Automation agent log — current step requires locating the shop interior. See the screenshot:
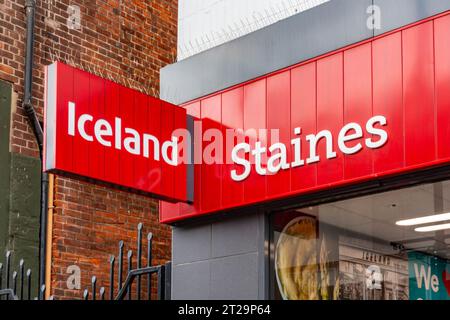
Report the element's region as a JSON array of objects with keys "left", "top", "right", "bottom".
[{"left": 271, "top": 180, "right": 450, "bottom": 300}]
